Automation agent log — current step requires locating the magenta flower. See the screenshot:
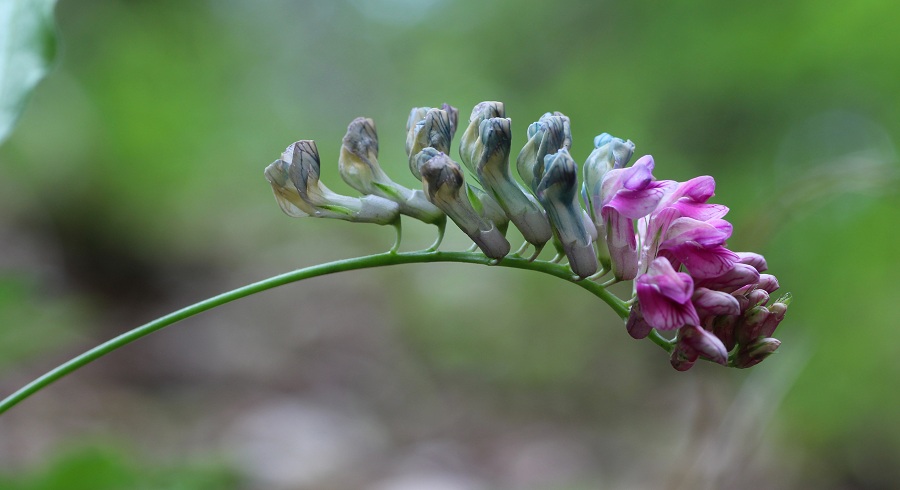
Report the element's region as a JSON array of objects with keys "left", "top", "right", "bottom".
[
  {"left": 639, "top": 176, "right": 730, "bottom": 273},
  {"left": 598, "top": 155, "right": 669, "bottom": 280},
  {"left": 636, "top": 257, "right": 700, "bottom": 331},
  {"left": 658, "top": 217, "right": 740, "bottom": 279}
]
